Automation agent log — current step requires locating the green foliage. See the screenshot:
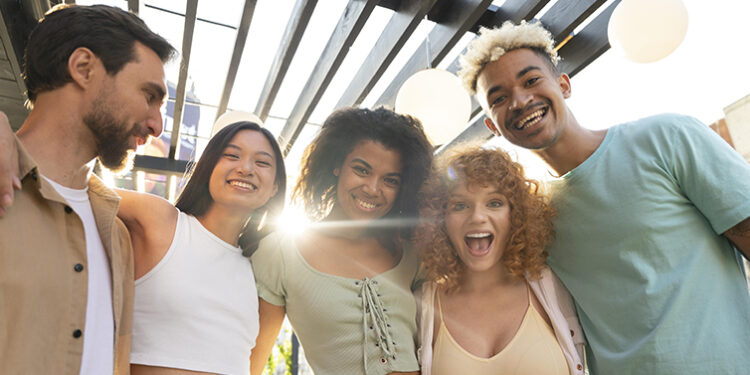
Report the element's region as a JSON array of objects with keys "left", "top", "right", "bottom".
[{"left": 263, "top": 328, "right": 294, "bottom": 375}]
